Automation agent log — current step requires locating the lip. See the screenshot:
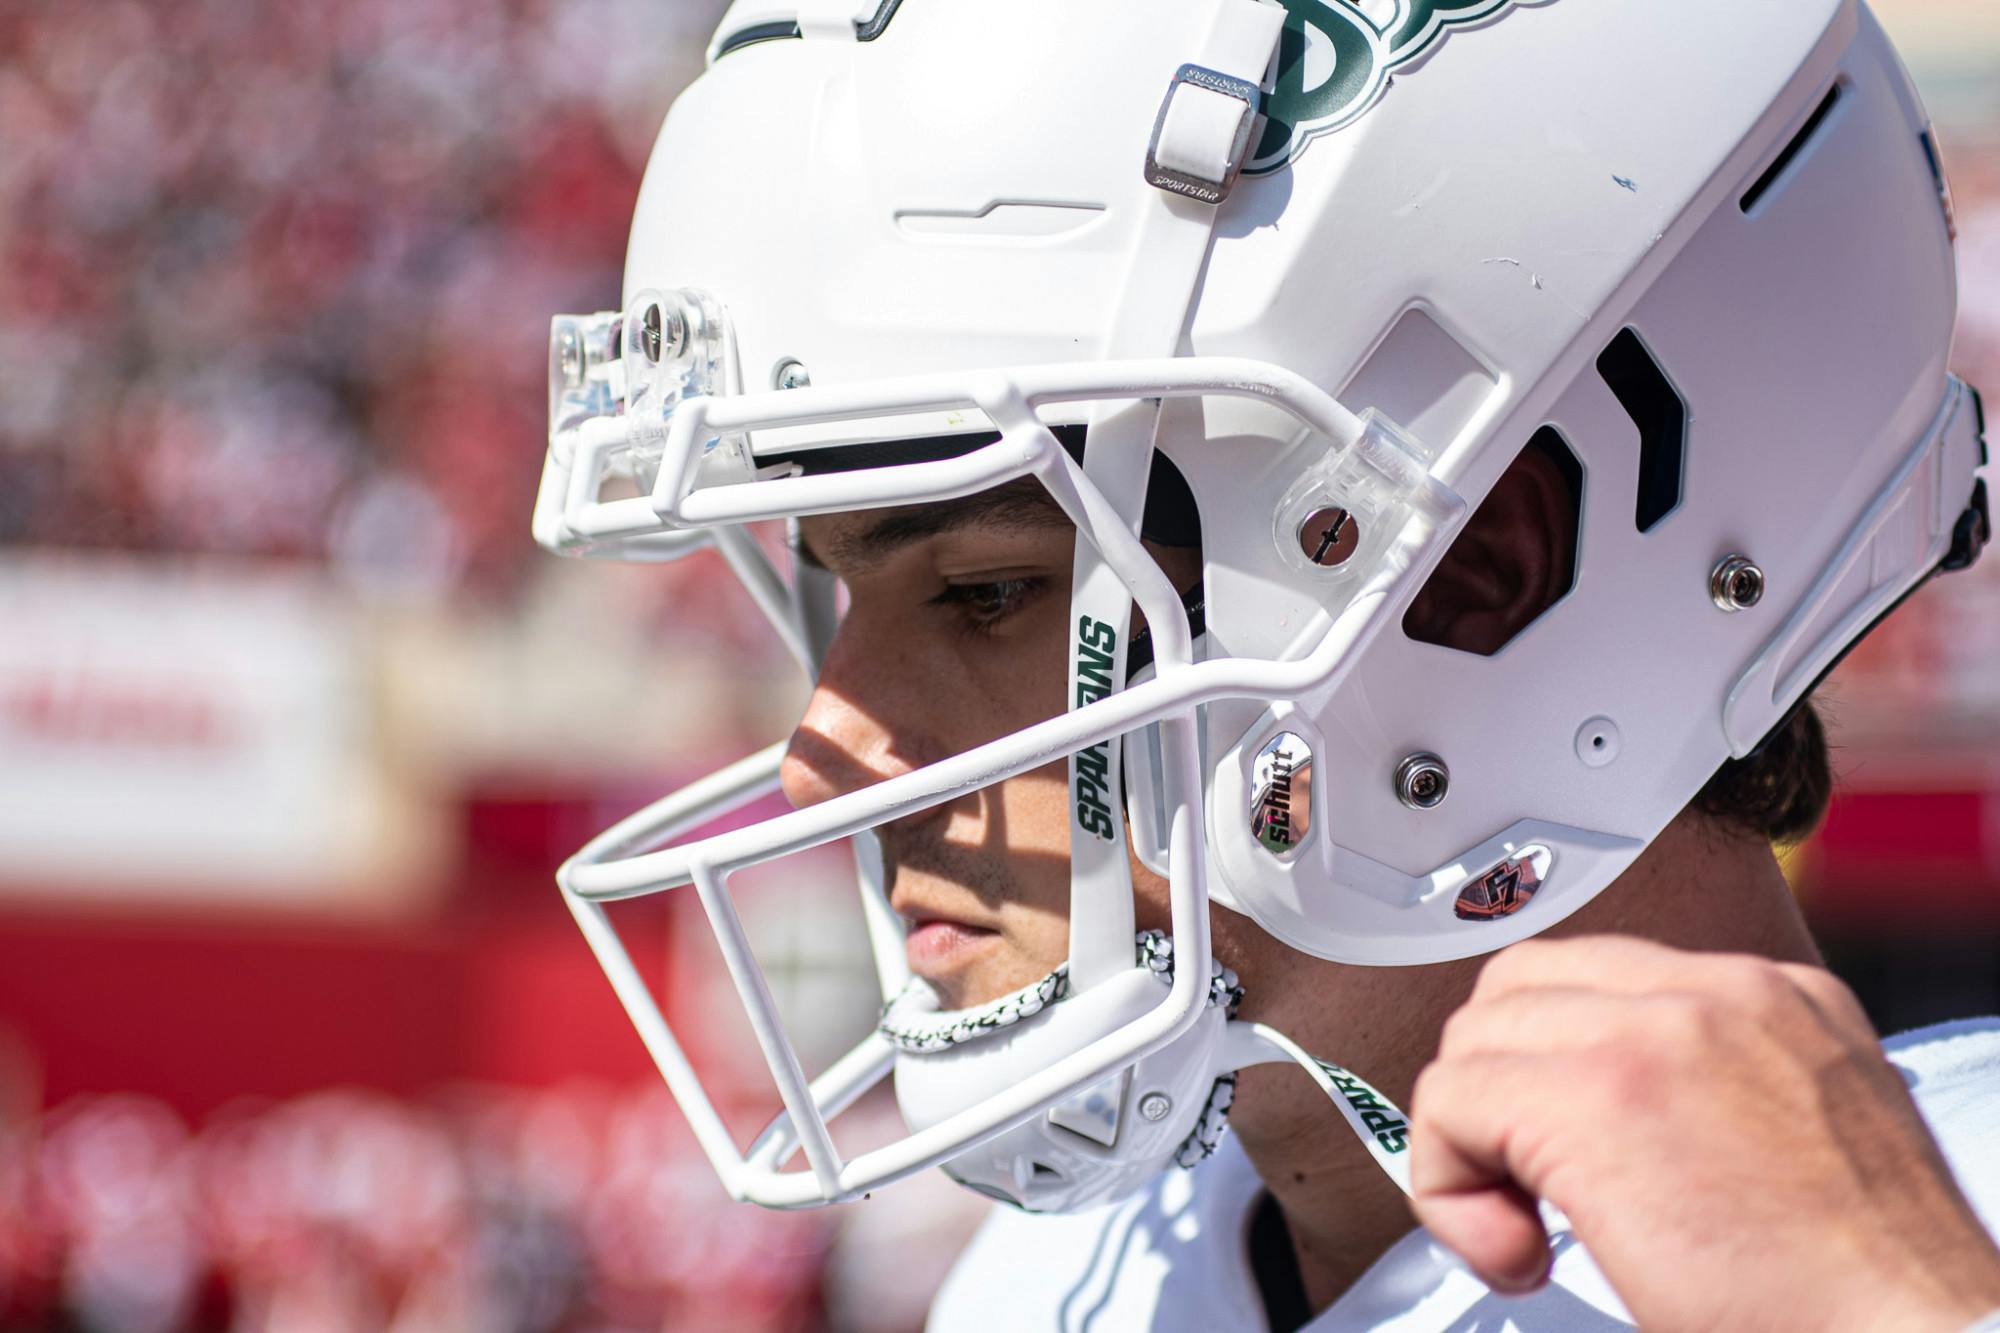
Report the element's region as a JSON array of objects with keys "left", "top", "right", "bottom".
[{"left": 897, "top": 906, "right": 1001, "bottom": 980}]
